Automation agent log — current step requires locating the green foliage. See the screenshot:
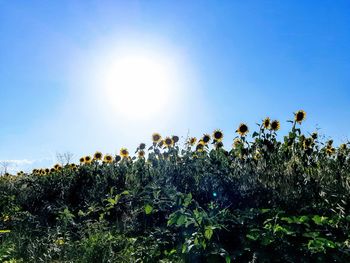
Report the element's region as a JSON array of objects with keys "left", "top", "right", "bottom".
[{"left": 1, "top": 113, "right": 350, "bottom": 262}]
